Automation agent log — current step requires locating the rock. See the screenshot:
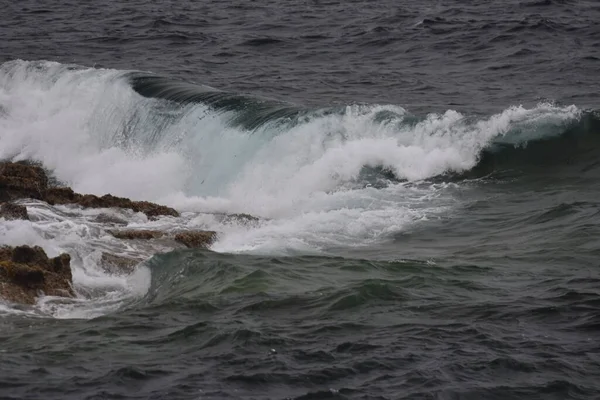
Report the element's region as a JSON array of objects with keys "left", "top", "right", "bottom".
[
  {"left": 0, "top": 162, "right": 48, "bottom": 202},
  {"left": 137, "top": 201, "right": 180, "bottom": 219},
  {"left": 44, "top": 186, "right": 79, "bottom": 204},
  {"left": 0, "top": 245, "right": 74, "bottom": 305},
  {"left": 109, "top": 230, "right": 164, "bottom": 240},
  {"left": 174, "top": 231, "right": 217, "bottom": 248},
  {"left": 46, "top": 188, "right": 179, "bottom": 219},
  {"left": 7, "top": 263, "right": 45, "bottom": 287},
  {"left": 222, "top": 213, "right": 260, "bottom": 224},
  {"left": 100, "top": 253, "right": 142, "bottom": 275},
  {"left": 0, "top": 202, "right": 29, "bottom": 220},
  {"left": 0, "top": 162, "right": 179, "bottom": 218},
  {"left": 94, "top": 213, "right": 128, "bottom": 225}
]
